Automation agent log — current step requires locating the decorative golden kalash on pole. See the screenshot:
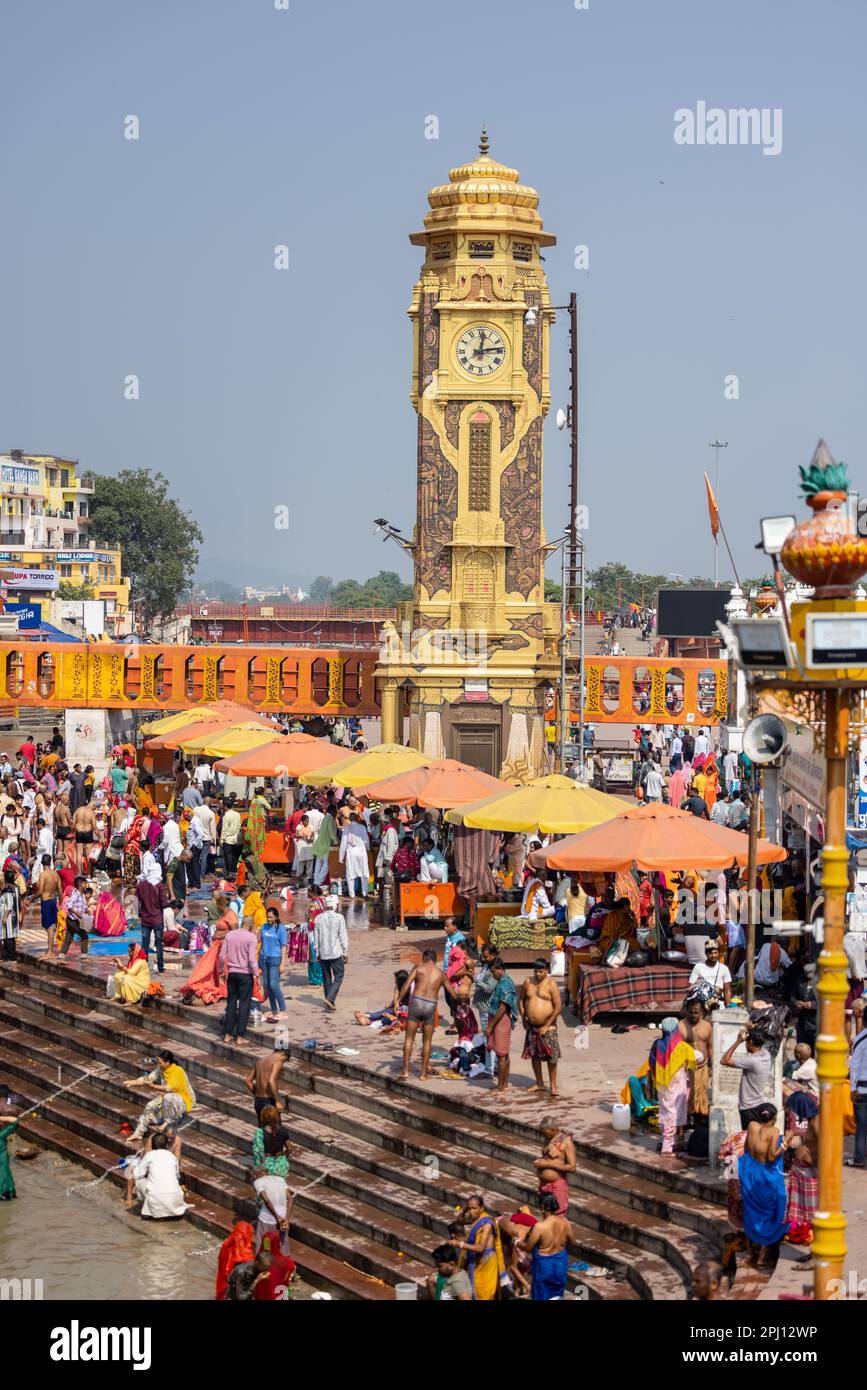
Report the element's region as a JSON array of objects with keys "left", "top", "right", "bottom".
[{"left": 727, "top": 441, "right": 867, "bottom": 1300}]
